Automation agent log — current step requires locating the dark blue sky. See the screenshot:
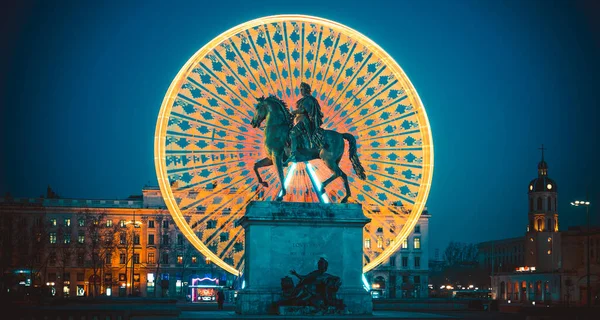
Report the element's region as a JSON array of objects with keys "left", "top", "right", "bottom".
[{"left": 2, "top": 0, "right": 599, "bottom": 254}]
